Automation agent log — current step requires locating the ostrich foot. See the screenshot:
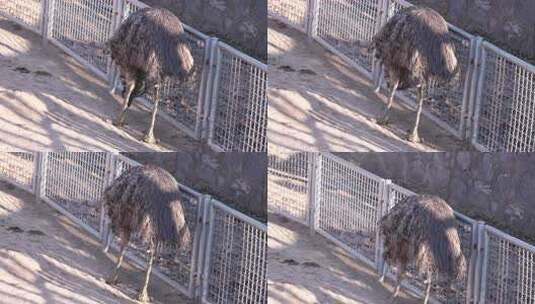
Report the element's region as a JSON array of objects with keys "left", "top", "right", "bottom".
[
  {"left": 378, "top": 275, "right": 385, "bottom": 283},
  {"left": 142, "top": 133, "right": 156, "bottom": 144},
  {"left": 105, "top": 275, "right": 118, "bottom": 285},
  {"left": 112, "top": 118, "right": 126, "bottom": 127},
  {"left": 136, "top": 290, "right": 149, "bottom": 303},
  {"left": 377, "top": 114, "right": 390, "bottom": 125},
  {"left": 407, "top": 132, "right": 421, "bottom": 143}
]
